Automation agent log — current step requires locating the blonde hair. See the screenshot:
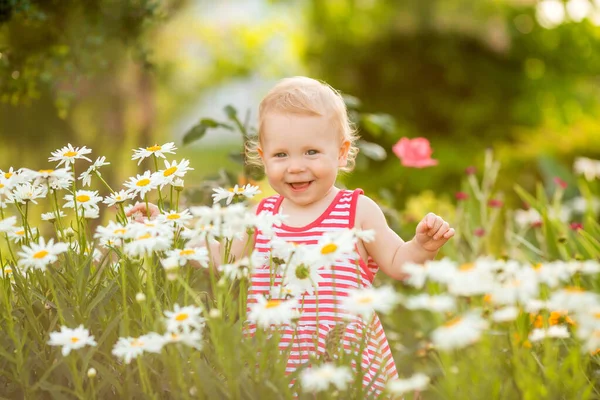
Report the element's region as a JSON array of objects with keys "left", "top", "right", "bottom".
[{"left": 246, "top": 76, "right": 359, "bottom": 172}]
